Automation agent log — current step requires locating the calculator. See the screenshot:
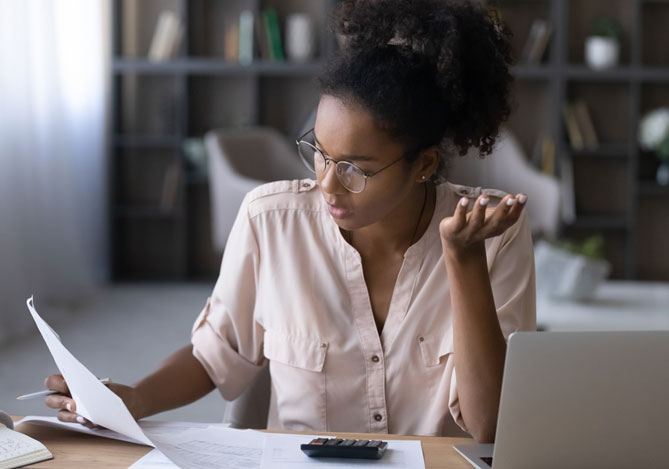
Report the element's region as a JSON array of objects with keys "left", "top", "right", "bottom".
[{"left": 301, "top": 437, "right": 389, "bottom": 459}]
